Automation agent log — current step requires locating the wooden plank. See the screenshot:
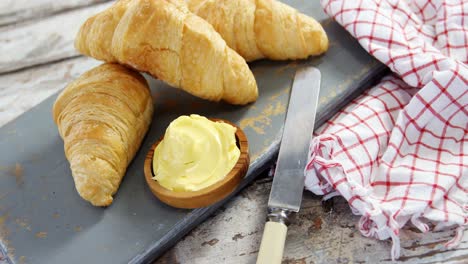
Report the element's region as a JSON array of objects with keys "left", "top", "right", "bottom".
[
  {"left": 0, "top": 2, "right": 111, "bottom": 74},
  {"left": 157, "top": 177, "right": 468, "bottom": 264},
  {"left": 0, "top": 0, "right": 111, "bottom": 27},
  {"left": 0, "top": 56, "right": 100, "bottom": 127}
]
